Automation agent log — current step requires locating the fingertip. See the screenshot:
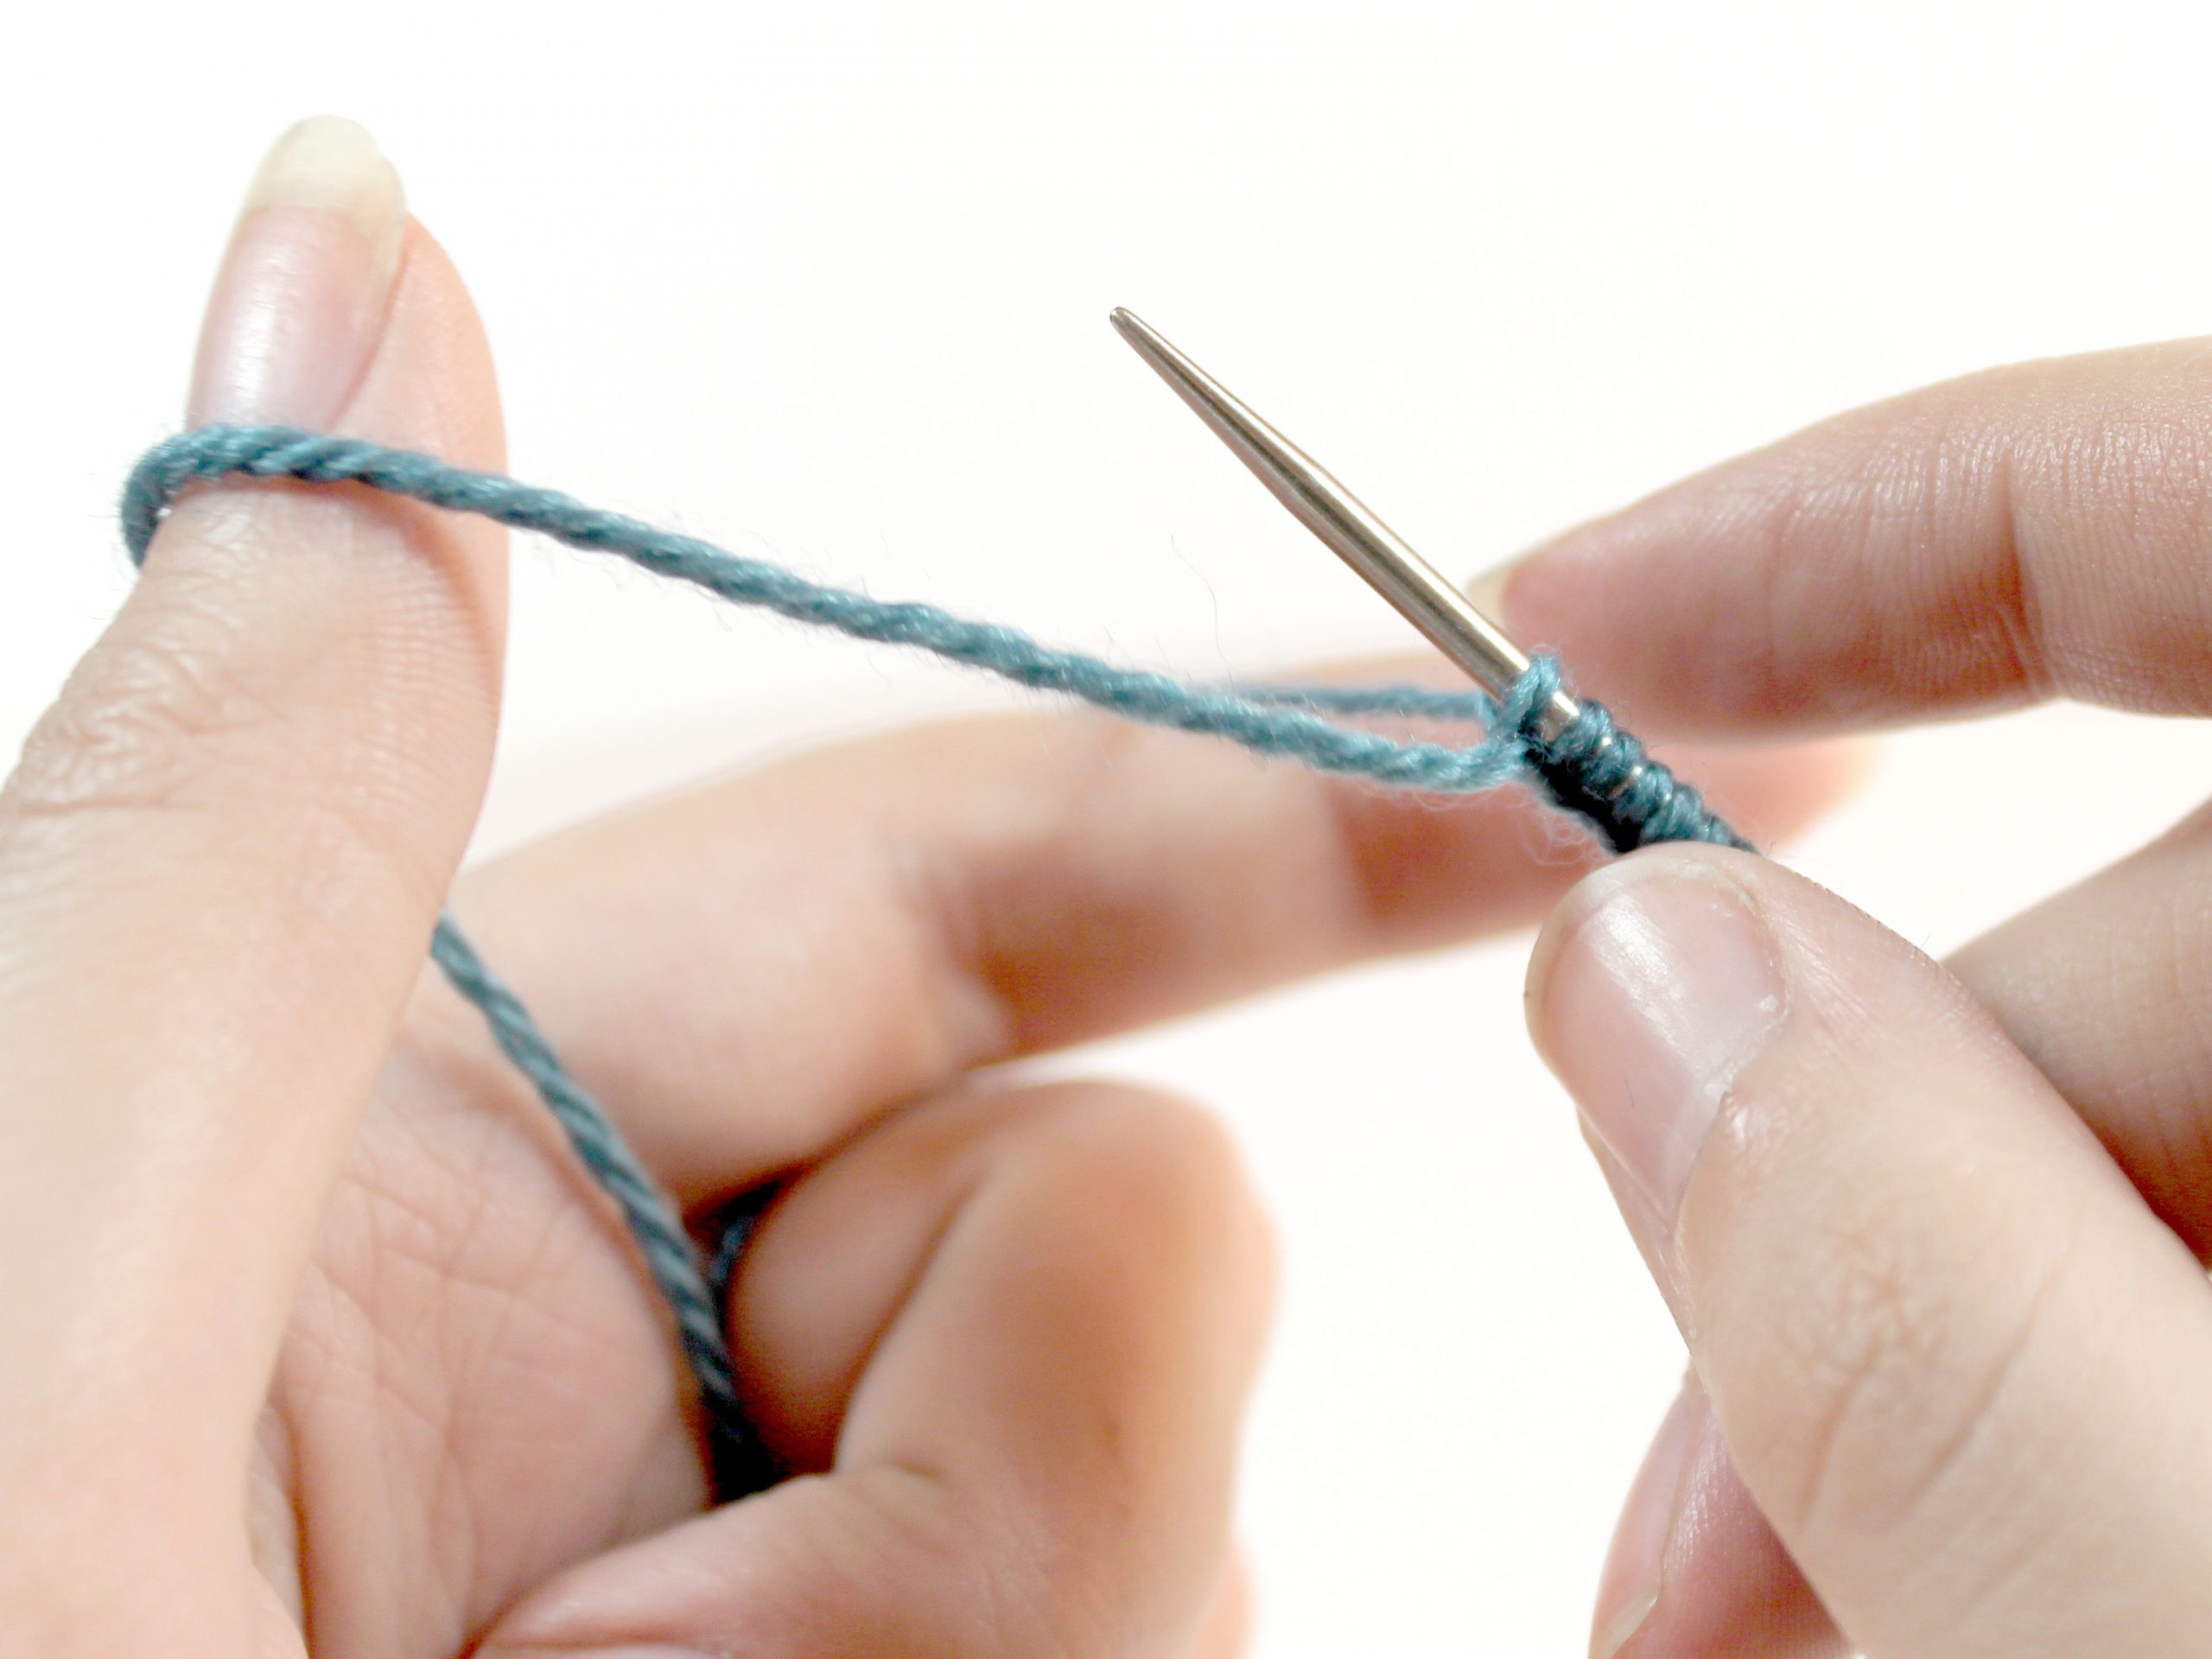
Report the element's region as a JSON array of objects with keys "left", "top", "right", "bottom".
[
  {"left": 1553, "top": 848, "right": 2212, "bottom": 1651},
  {"left": 1597, "top": 1382, "right": 1847, "bottom": 1659},
  {"left": 188, "top": 117, "right": 404, "bottom": 429},
  {"left": 1589, "top": 1382, "right": 1702, "bottom": 1657},
  {"left": 1522, "top": 842, "right": 1769, "bottom": 1066},
  {"left": 188, "top": 115, "right": 505, "bottom": 467},
  {"left": 1462, "top": 552, "right": 1521, "bottom": 627}
]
